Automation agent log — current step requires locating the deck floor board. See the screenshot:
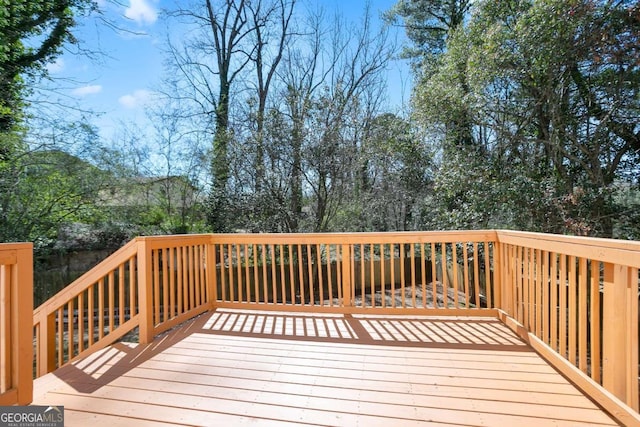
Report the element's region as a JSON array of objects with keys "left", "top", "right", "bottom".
[{"left": 32, "top": 309, "right": 620, "bottom": 426}]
